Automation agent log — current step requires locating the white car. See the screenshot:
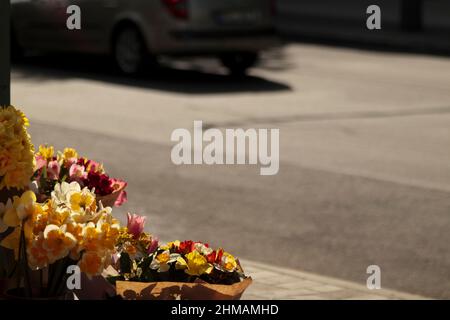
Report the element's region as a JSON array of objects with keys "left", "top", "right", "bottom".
[{"left": 12, "top": 0, "right": 279, "bottom": 75}]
